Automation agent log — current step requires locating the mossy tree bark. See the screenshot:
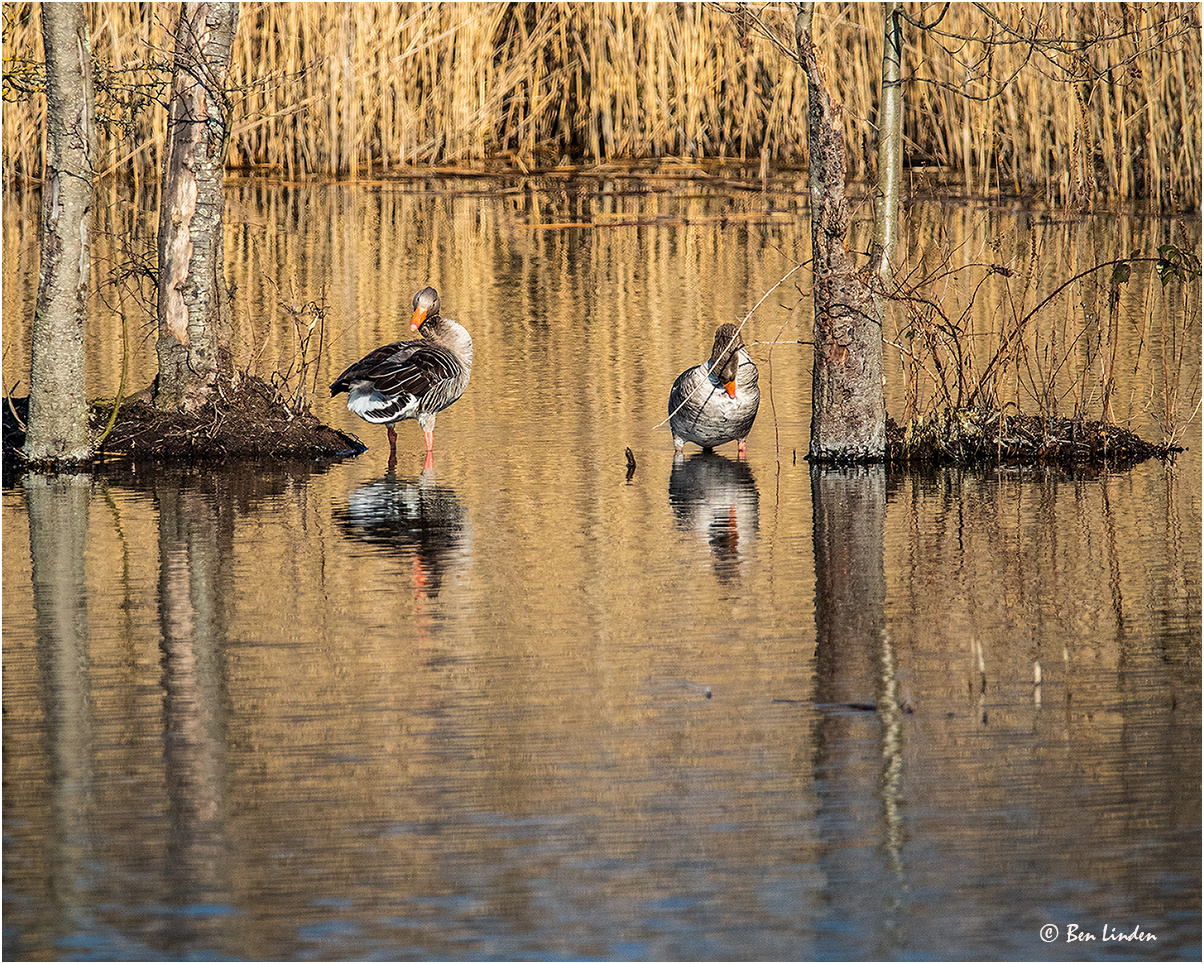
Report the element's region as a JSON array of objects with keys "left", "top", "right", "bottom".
[
  {"left": 154, "top": 2, "right": 239, "bottom": 413},
  {"left": 24, "top": 3, "right": 96, "bottom": 465},
  {"left": 795, "top": 4, "right": 886, "bottom": 462}
]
